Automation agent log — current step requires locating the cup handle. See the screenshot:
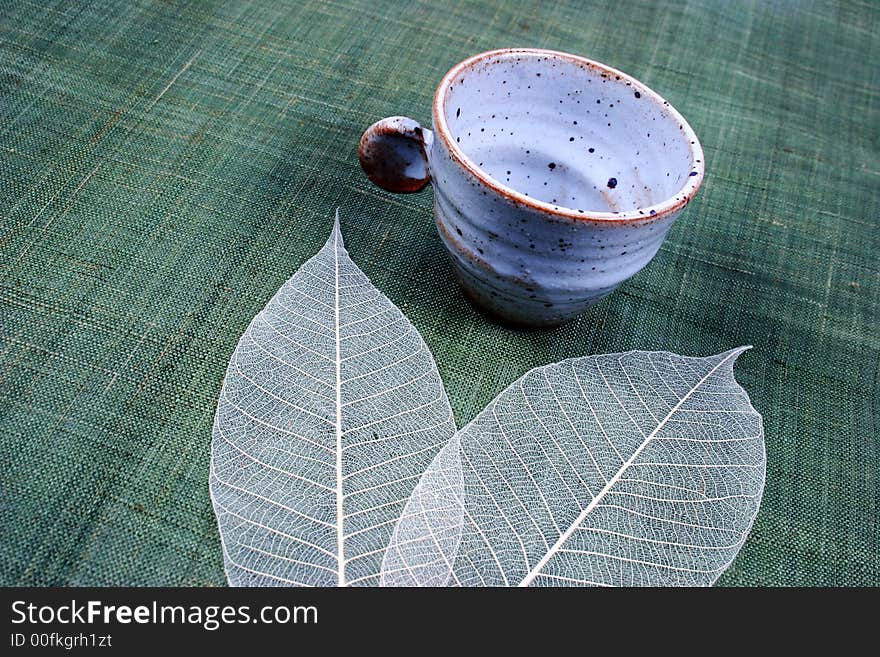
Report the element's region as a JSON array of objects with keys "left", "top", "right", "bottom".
[{"left": 358, "top": 116, "right": 433, "bottom": 193}]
